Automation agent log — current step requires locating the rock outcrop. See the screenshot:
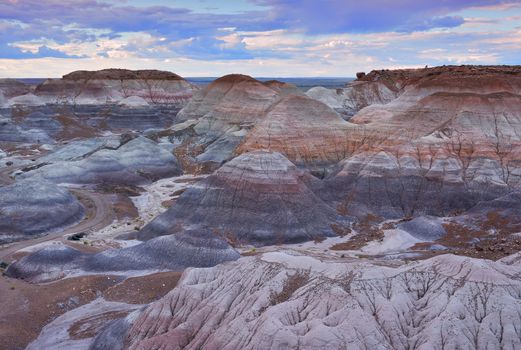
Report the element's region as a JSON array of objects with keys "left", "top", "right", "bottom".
[
  {"left": 7, "top": 229, "right": 240, "bottom": 283},
  {"left": 71, "top": 104, "right": 178, "bottom": 131},
  {"left": 177, "top": 74, "right": 296, "bottom": 131},
  {"left": 306, "top": 78, "right": 397, "bottom": 118},
  {"left": 0, "top": 79, "right": 31, "bottom": 99},
  {"left": 7, "top": 93, "right": 45, "bottom": 107},
  {"left": 0, "top": 179, "right": 84, "bottom": 243},
  {"left": 236, "top": 94, "right": 361, "bottom": 170},
  {"left": 21, "top": 136, "right": 182, "bottom": 185},
  {"left": 62, "top": 69, "right": 185, "bottom": 81},
  {"left": 308, "top": 65, "right": 521, "bottom": 120},
  {"left": 83, "top": 250, "right": 521, "bottom": 349},
  {"left": 324, "top": 148, "right": 507, "bottom": 219},
  {"left": 0, "top": 115, "right": 54, "bottom": 143},
  {"left": 34, "top": 69, "right": 197, "bottom": 106},
  {"left": 26, "top": 299, "right": 139, "bottom": 350},
  {"left": 323, "top": 66, "right": 521, "bottom": 219},
  {"left": 138, "top": 151, "right": 348, "bottom": 245},
  {"left": 174, "top": 75, "right": 301, "bottom": 167},
  {"left": 351, "top": 66, "right": 521, "bottom": 140},
  {"left": 37, "top": 136, "right": 123, "bottom": 163},
  {"left": 85, "top": 229, "right": 240, "bottom": 272}
]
